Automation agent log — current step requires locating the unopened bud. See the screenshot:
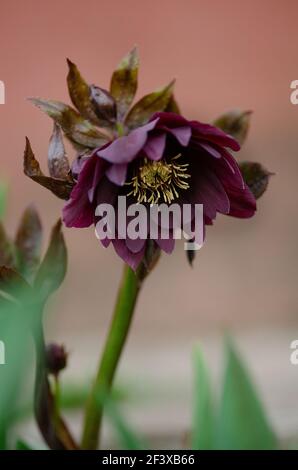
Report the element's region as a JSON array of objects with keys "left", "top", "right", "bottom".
[{"left": 46, "top": 343, "right": 67, "bottom": 376}]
